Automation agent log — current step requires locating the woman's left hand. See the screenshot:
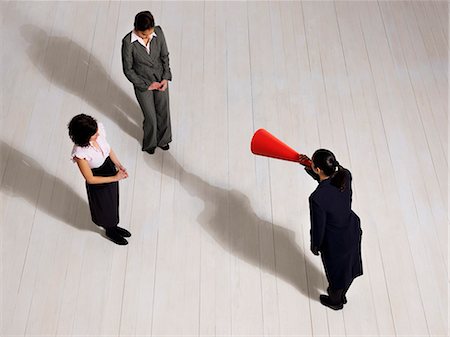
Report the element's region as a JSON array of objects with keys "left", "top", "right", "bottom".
[
  {"left": 118, "top": 164, "right": 127, "bottom": 173},
  {"left": 311, "top": 246, "right": 320, "bottom": 256},
  {"left": 159, "top": 79, "right": 168, "bottom": 91}
]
